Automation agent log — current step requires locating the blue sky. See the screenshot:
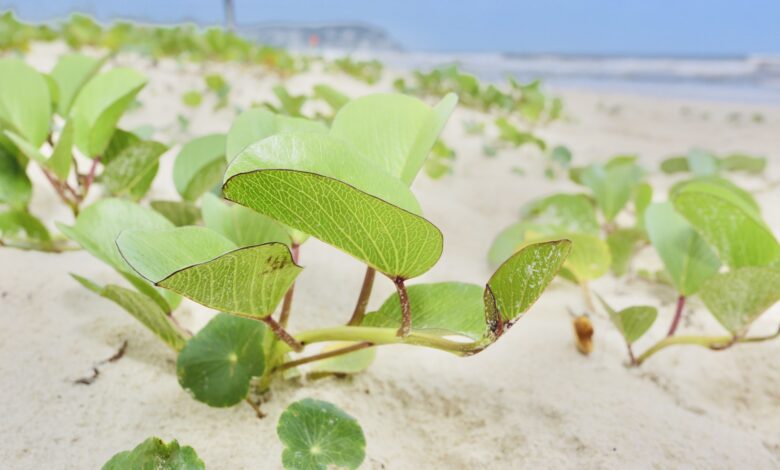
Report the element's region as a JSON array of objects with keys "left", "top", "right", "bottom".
[{"left": 5, "top": 0, "right": 780, "bottom": 55}]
